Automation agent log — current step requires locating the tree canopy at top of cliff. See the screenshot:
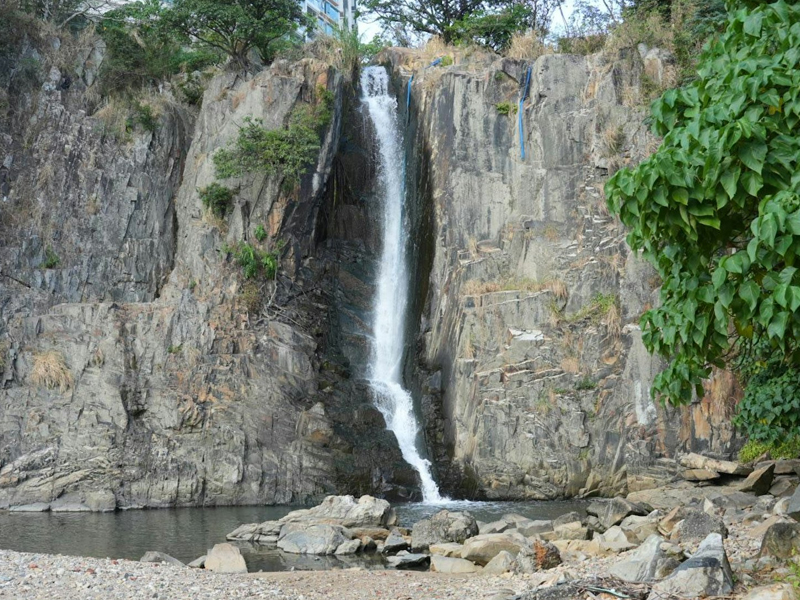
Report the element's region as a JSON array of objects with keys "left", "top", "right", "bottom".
[{"left": 606, "top": 0, "right": 800, "bottom": 444}]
